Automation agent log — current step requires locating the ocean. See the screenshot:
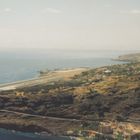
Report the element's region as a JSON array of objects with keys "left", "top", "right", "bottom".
[{"left": 0, "top": 49, "right": 132, "bottom": 84}]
